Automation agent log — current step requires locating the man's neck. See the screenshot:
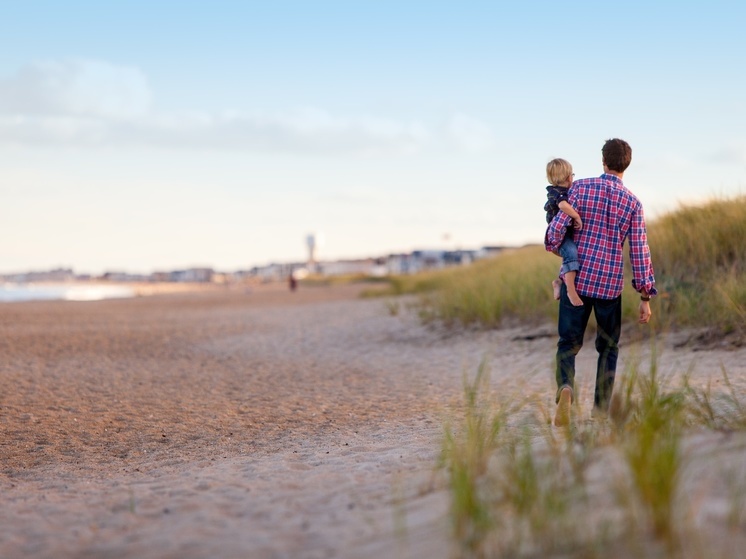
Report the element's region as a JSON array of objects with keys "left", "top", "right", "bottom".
[{"left": 602, "top": 165, "right": 624, "bottom": 179}]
